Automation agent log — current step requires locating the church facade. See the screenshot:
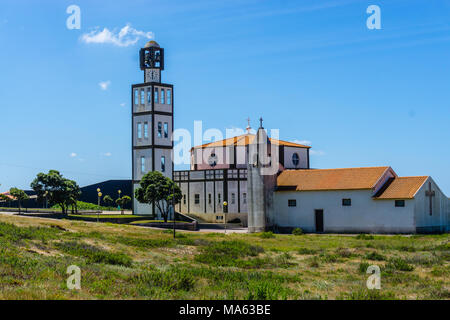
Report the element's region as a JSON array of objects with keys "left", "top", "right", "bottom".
[{"left": 131, "top": 41, "right": 450, "bottom": 233}]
